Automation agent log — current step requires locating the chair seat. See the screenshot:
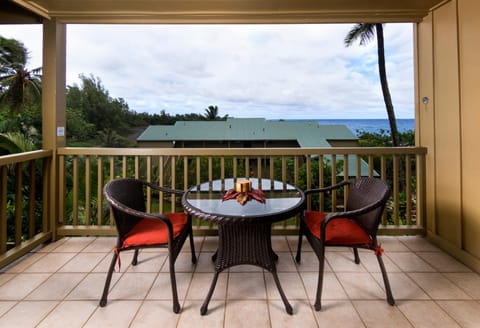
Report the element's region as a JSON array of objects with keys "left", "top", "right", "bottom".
[
  {"left": 122, "top": 212, "right": 188, "bottom": 248},
  {"left": 304, "top": 211, "right": 371, "bottom": 246}
]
